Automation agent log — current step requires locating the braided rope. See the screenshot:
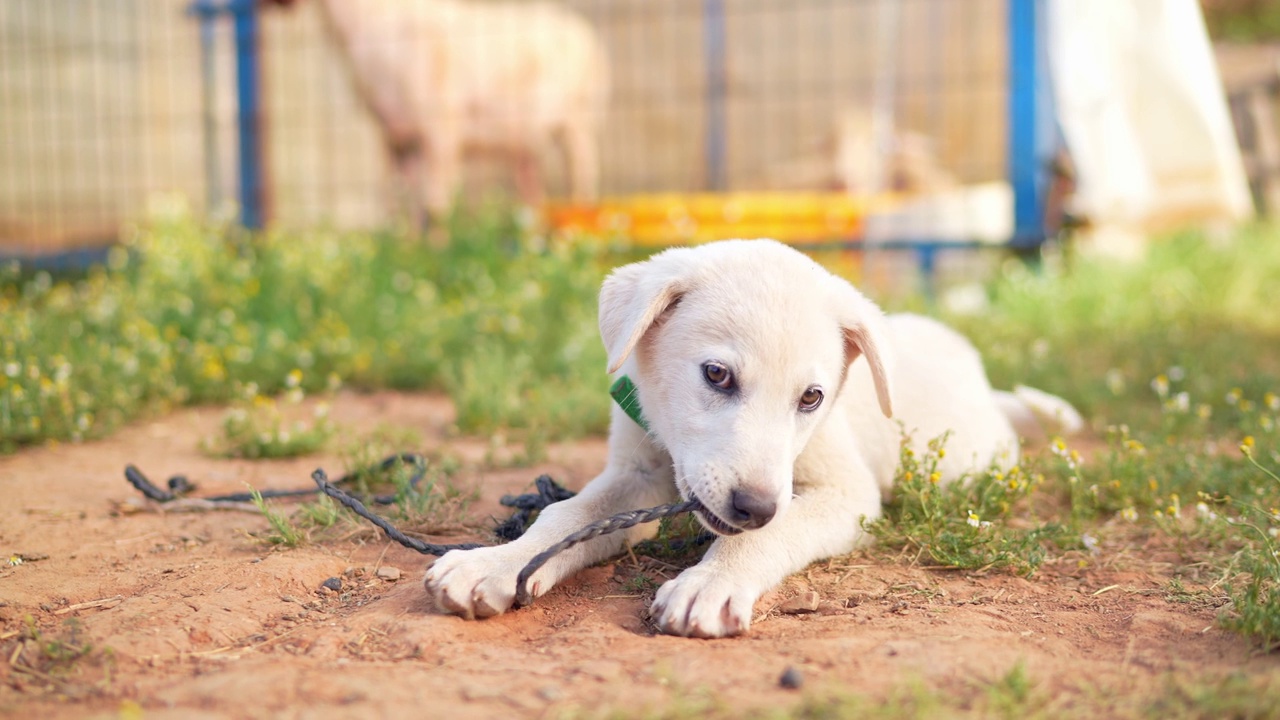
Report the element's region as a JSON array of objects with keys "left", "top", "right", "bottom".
[
  {"left": 514, "top": 499, "right": 698, "bottom": 606},
  {"left": 130, "top": 457, "right": 704, "bottom": 609},
  {"left": 126, "top": 453, "right": 427, "bottom": 505},
  {"left": 311, "top": 468, "right": 487, "bottom": 556}
]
